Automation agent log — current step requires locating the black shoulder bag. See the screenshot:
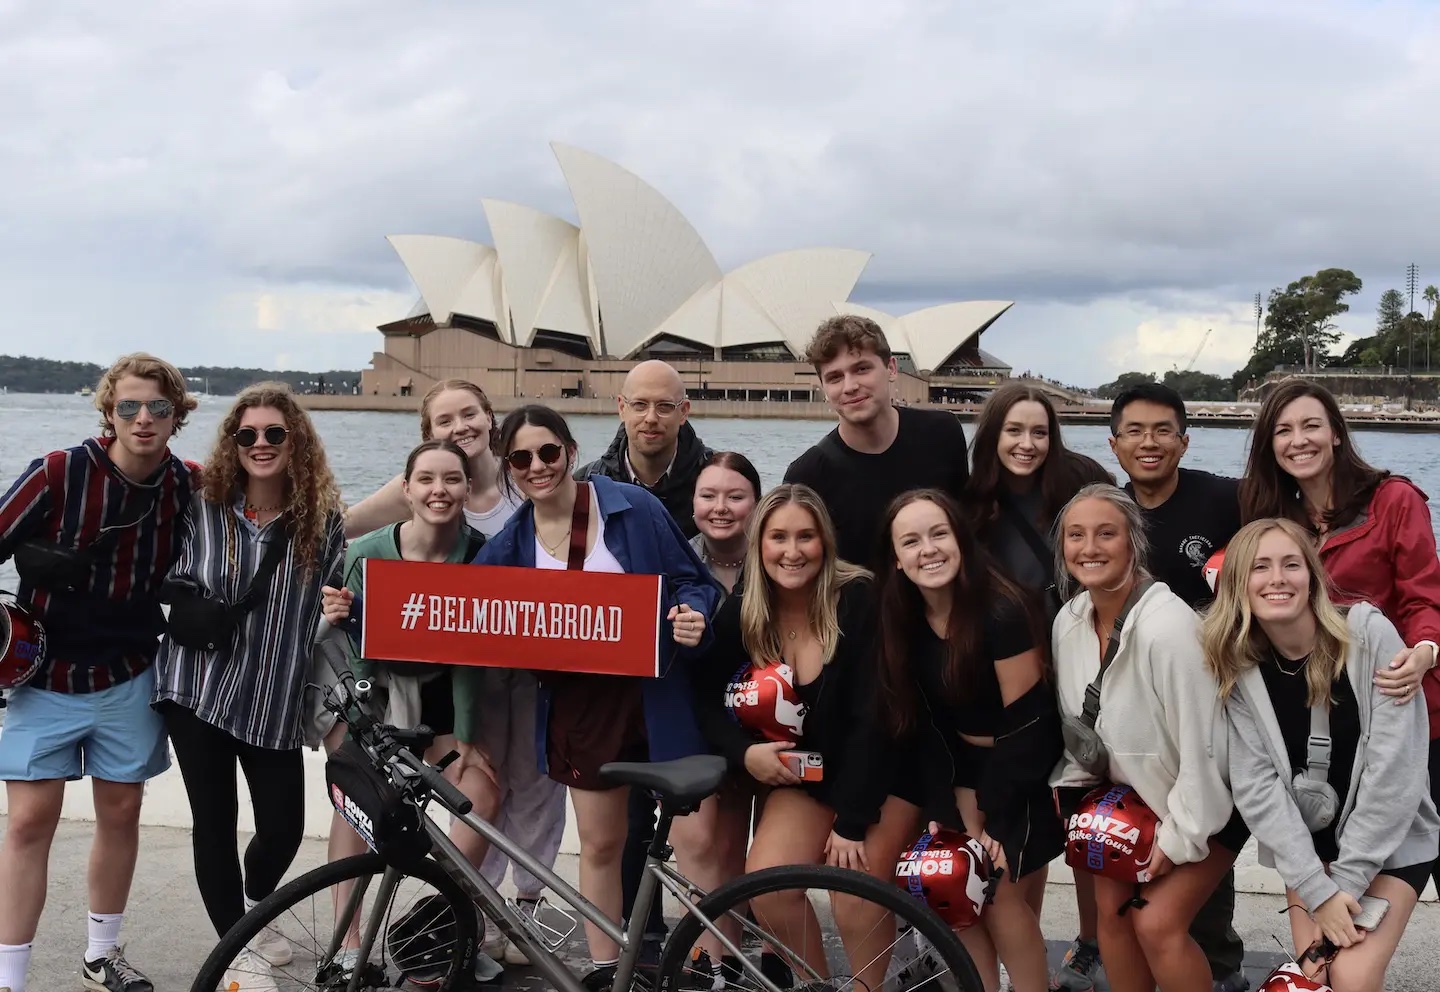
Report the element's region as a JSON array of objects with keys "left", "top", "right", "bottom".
[
  {"left": 13, "top": 494, "right": 159, "bottom": 593},
  {"left": 998, "top": 497, "right": 1064, "bottom": 616},
  {"left": 164, "top": 523, "right": 292, "bottom": 653}
]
